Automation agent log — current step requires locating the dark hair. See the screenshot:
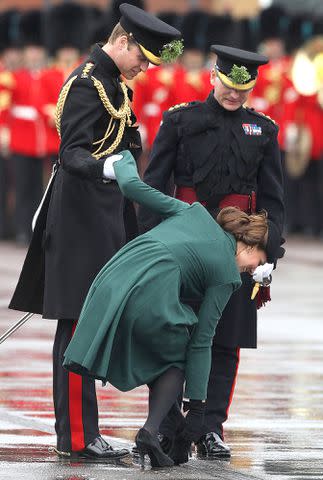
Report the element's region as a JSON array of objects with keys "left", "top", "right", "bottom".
[
  {"left": 108, "top": 22, "right": 137, "bottom": 48},
  {"left": 217, "top": 207, "right": 268, "bottom": 249}
]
